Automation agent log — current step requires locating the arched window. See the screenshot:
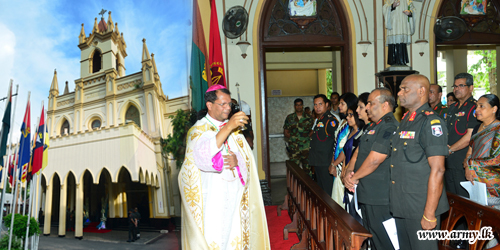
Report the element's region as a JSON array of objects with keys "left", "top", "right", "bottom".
[
  {"left": 60, "top": 120, "right": 70, "bottom": 135},
  {"left": 125, "top": 105, "right": 141, "bottom": 127},
  {"left": 91, "top": 119, "right": 101, "bottom": 130},
  {"left": 92, "top": 50, "right": 102, "bottom": 73}
]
